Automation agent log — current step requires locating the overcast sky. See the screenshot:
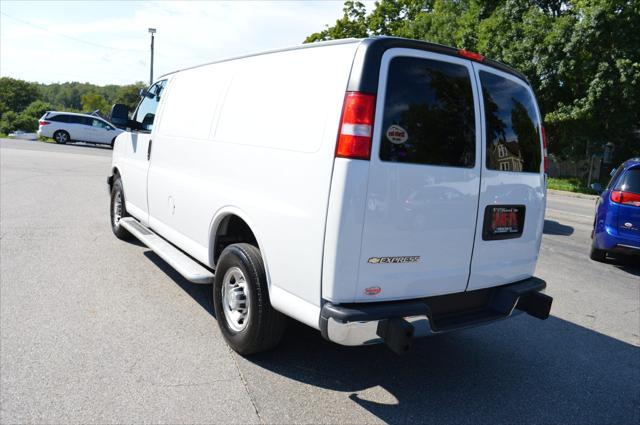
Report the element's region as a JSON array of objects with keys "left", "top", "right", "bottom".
[{"left": 0, "top": 1, "right": 373, "bottom": 86}]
